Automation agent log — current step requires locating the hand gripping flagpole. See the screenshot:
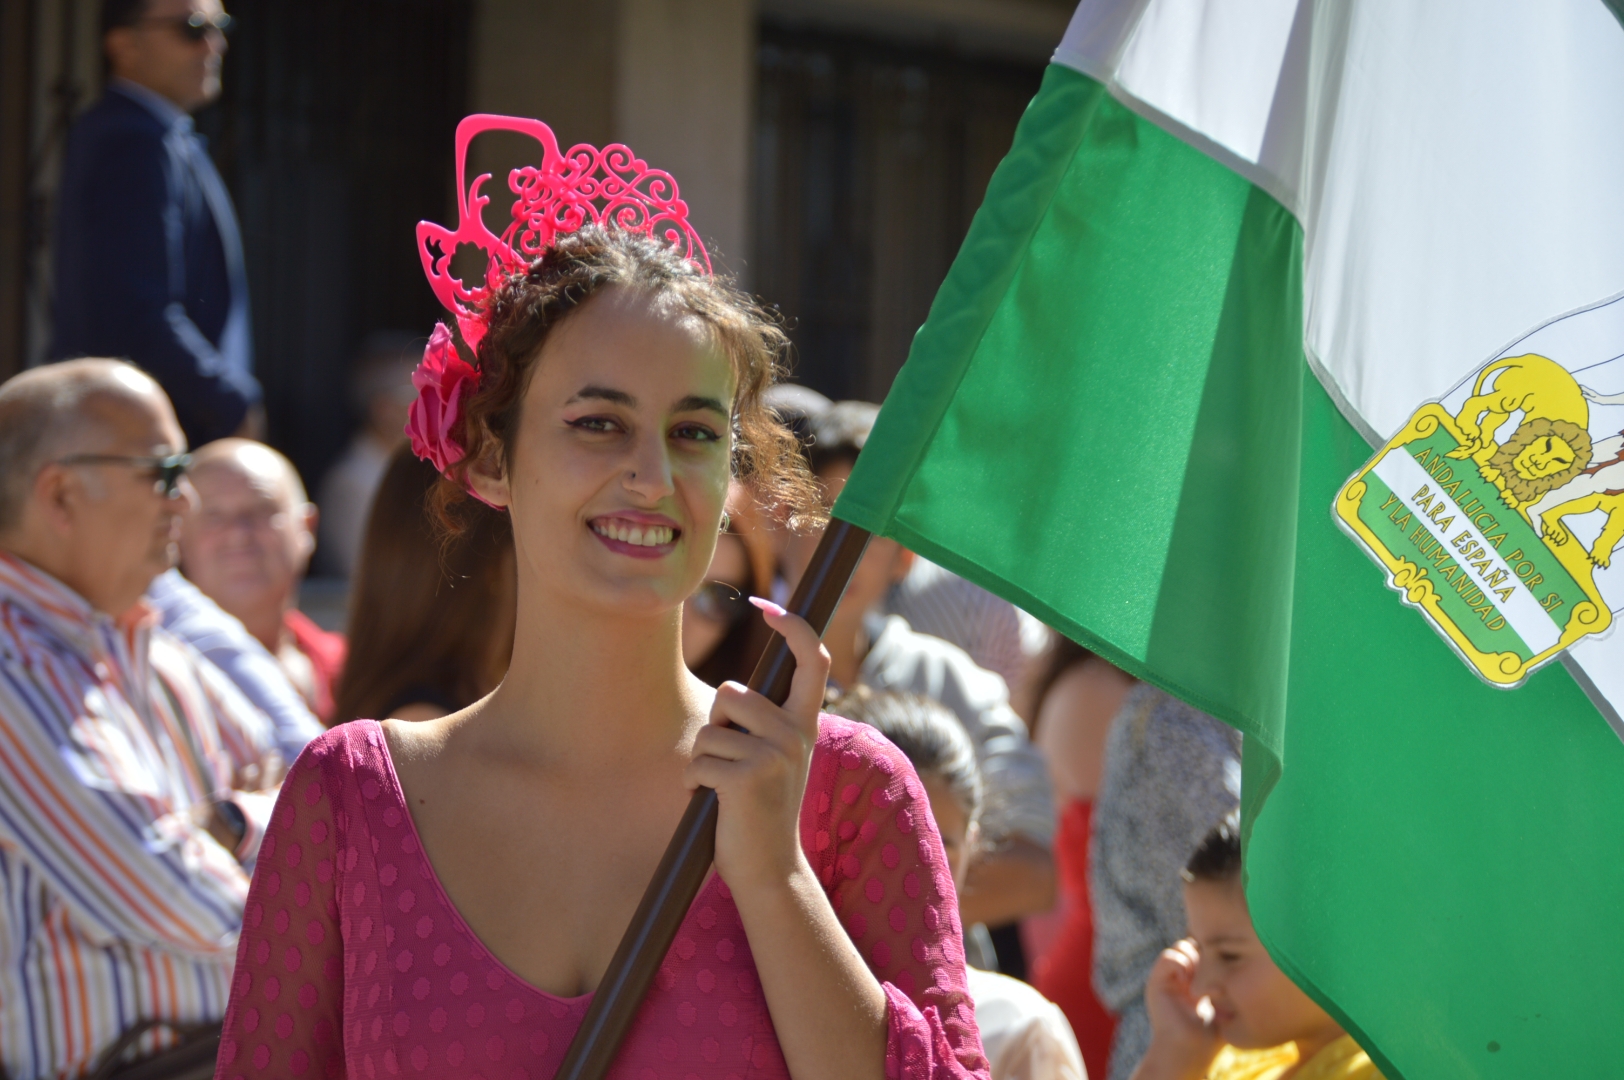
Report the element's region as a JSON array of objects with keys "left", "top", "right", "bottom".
[{"left": 552, "top": 520, "right": 872, "bottom": 1080}]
